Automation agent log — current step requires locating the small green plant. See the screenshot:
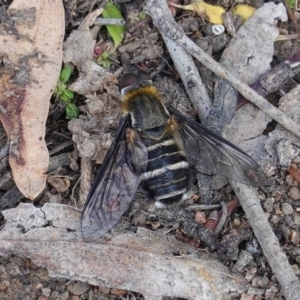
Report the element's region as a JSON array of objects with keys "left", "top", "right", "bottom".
[
  {"left": 102, "top": 1, "right": 125, "bottom": 51},
  {"left": 96, "top": 51, "right": 111, "bottom": 68},
  {"left": 287, "top": 0, "right": 296, "bottom": 9},
  {"left": 54, "top": 66, "right": 79, "bottom": 119}
]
